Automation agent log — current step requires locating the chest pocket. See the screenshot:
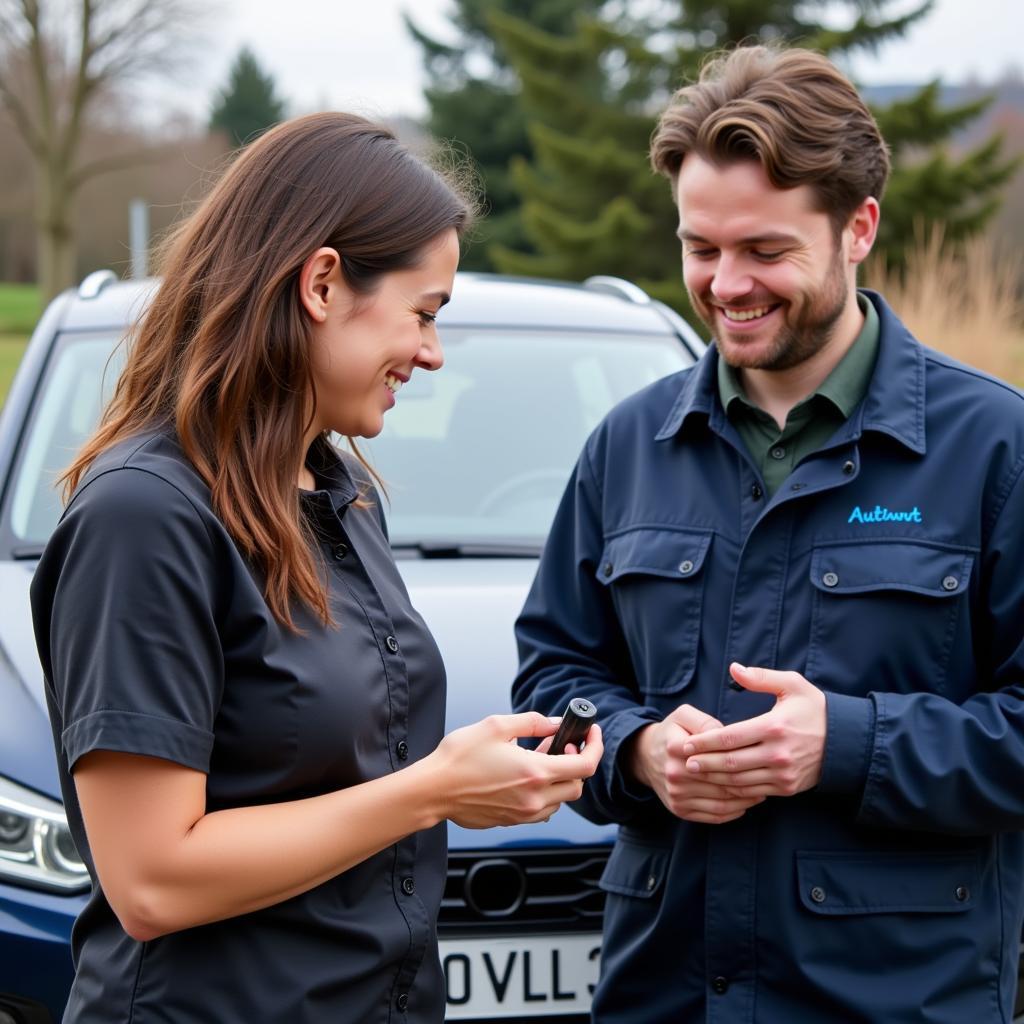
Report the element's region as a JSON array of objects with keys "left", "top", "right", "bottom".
[
  {"left": 597, "top": 528, "right": 712, "bottom": 695},
  {"left": 805, "top": 540, "right": 974, "bottom": 698}
]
